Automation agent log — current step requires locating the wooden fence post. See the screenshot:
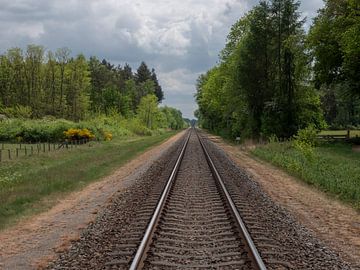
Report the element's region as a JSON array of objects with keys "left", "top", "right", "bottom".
[
  {"left": 31, "top": 146, "right": 33, "bottom": 156},
  {"left": 16, "top": 148, "right": 19, "bottom": 158},
  {"left": 8, "top": 149, "right": 11, "bottom": 160},
  {"left": 0, "top": 149, "right": 2, "bottom": 162}
]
